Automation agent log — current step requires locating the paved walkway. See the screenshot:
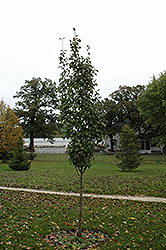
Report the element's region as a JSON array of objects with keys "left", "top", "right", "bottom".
[{"left": 0, "top": 186, "right": 166, "bottom": 203}]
